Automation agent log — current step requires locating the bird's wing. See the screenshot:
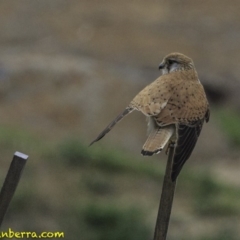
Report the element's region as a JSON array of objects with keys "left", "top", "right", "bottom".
[
  {"left": 130, "top": 74, "right": 182, "bottom": 117},
  {"left": 171, "top": 120, "right": 204, "bottom": 181},
  {"left": 155, "top": 77, "right": 209, "bottom": 126},
  {"left": 89, "top": 107, "right": 134, "bottom": 146},
  {"left": 90, "top": 74, "right": 173, "bottom": 146}
]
